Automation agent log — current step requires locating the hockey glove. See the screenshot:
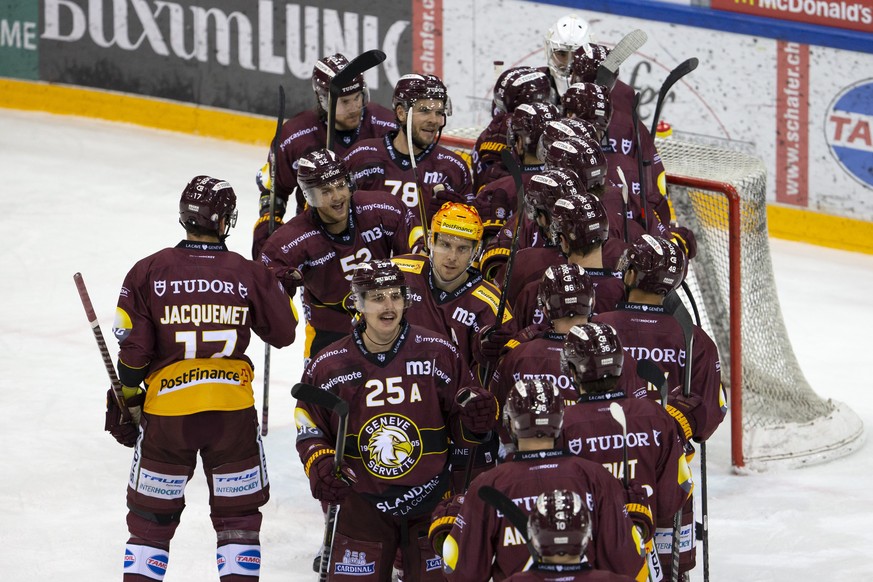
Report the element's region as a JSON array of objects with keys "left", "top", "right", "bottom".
[
  {"left": 258, "top": 191, "right": 288, "bottom": 220},
  {"left": 670, "top": 225, "right": 697, "bottom": 261},
  {"left": 305, "top": 448, "right": 357, "bottom": 504},
  {"left": 104, "top": 386, "right": 143, "bottom": 448},
  {"left": 474, "top": 324, "right": 514, "bottom": 365},
  {"left": 624, "top": 482, "right": 654, "bottom": 543},
  {"left": 666, "top": 392, "right": 703, "bottom": 441},
  {"left": 457, "top": 386, "right": 498, "bottom": 435},
  {"left": 474, "top": 188, "right": 511, "bottom": 240},
  {"left": 274, "top": 266, "right": 304, "bottom": 299},
  {"left": 427, "top": 183, "right": 469, "bottom": 218},
  {"left": 428, "top": 494, "right": 465, "bottom": 553}
]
